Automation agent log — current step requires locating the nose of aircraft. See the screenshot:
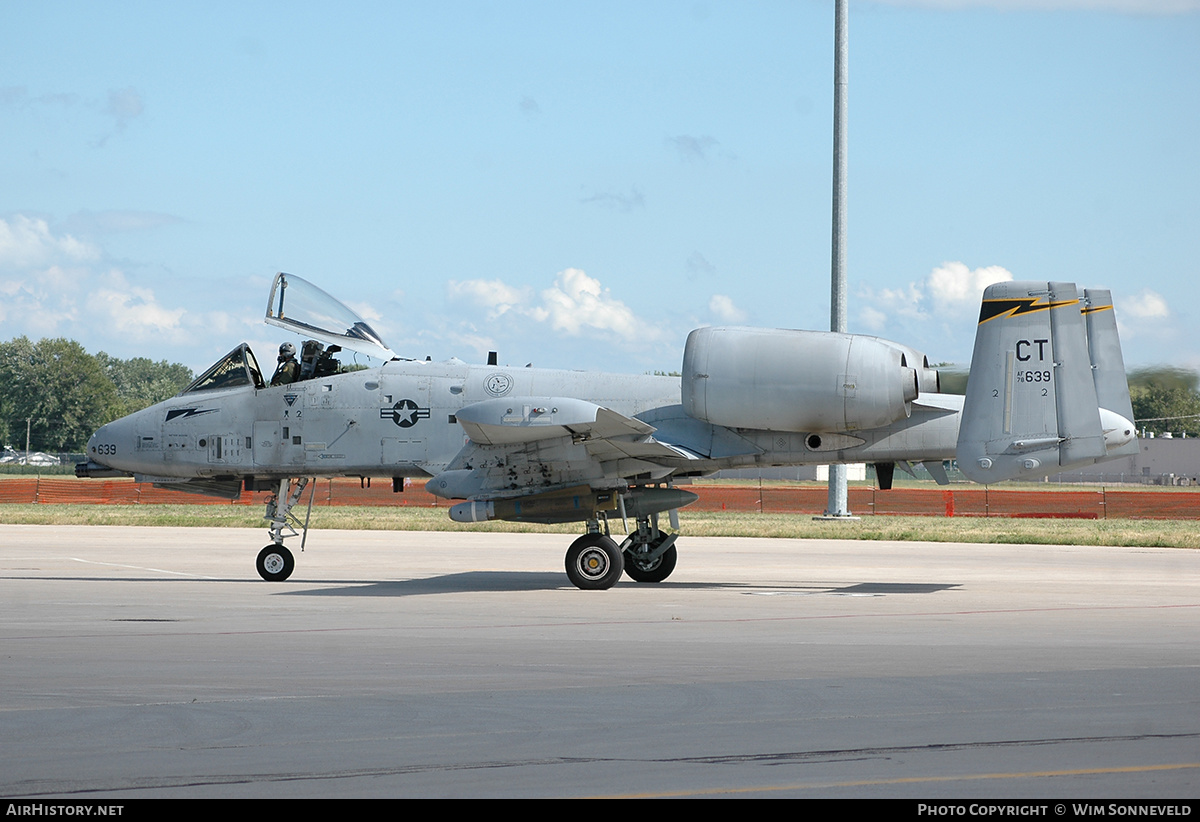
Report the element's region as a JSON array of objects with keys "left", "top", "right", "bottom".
[{"left": 75, "top": 415, "right": 138, "bottom": 477}]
